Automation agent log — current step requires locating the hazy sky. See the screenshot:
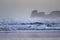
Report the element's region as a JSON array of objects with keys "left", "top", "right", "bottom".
[{"left": 0, "top": 0, "right": 60, "bottom": 19}]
